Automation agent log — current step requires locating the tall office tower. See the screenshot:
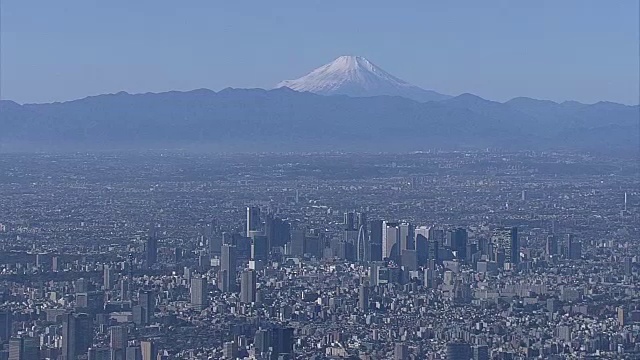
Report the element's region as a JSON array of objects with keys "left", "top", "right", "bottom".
[
  {"left": 75, "top": 278, "right": 89, "bottom": 293},
  {"left": 61, "top": 313, "right": 77, "bottom": 360},
  {"left": 290, "top": 229, "right": 305, "bottom": 256},
  {"left": 145, "top": 229, "right": 158, "bottom": 267},
  {"left": 400, "top": 249, "right": 418, "bottom": 271},
  {"left": 369, "top": 220, "right": 383, "bottom": 261},
  {"left": 427, "top": 227, "right": 444, "bottom": 243},
  {"left": 240, "top": 269, "right": 257, "bottom": 304},
  {"left": 109, "top": 325, "right": 127, "bottom": 351},
  {"left": 246, "top": 206, "right": 261, "bottom": 236},
  {"left": 140, "top": 341, "right": 157, "bottom": 360},
  {"left": 265, "top": 215, "right": 291, "bottom": 250},
  {"left": 52, "top": 256, "right": 59, "bottom": 272},
  {"left": 119, "top": 278, "right": 130, "bottom": 301},
  {"left": 222, "top": 341, "right": 237, "bottom": 359},
  {"left": 0, "top": 311, "right": 11, "bottom": 344},
  {"left": 446, "top": 341, "right": 471, "bottom": 360},
  {"left": 21, "top": 337, "right": 38, "bottom": 360},
  {"left": 8, "top": 337, "right": 23, "bottom": 360},
  {"left": 546, "top": 235, "right": 557, "bottom": 257},
  {"left": 103, "top": 266, "right": 113, "bottom": 290},
  {"left": 414, "top": 226, "right": 429, "bottom": 265},
  {"left": 427, "top": 237, "right": 440, "bottom": 265},
  {"left": 617, "top": 306, "right": 627, "bottom": 326},
  {"left": 356, "top": 224, "right": 369, "bottom": 262},
  {"left": 624, "top": 257, "right": 633, "bottom": 276},
  {"left": 343, "top": 212, "right": 356, "bottom": 231},
  {"left": 221, "top": 232, "right": 233, "bottom": 246},
  {"left": 356, "top": 212, "right": 367, "bottom": 231},
  {"left": 220, "top": 245, "right": 237, "bottom": 292},
  {"left": 254, "top": 329, "right": 271, "bottom": 357},
  {"left": 303, "top": 231, "right": 323, "bottom": 259},
  {"left": 399, "top": 223, "right": 415, "bottom": 251},
  {"left": 7, "top": 337, "right": 37, "bottom": 360},
  {"left": 382, "top": 221, "right": 400, "bottom": 260},
  {"left": 343, "top": 212, "right": 359, "bottom": 249},
  {"left": 449, "top": 228, "right": 468, "bottom": 260},
  {"left": 87, "top": 347, "right": 112, "bottom": 360},
  {"left": 251, "top": 235, "right": 269, "bottom": 261},
  {"left": 566, "top": 234, "right": 582, "bottom": 260},
  {"left": 208, "top": 232, "right": 222, "bottom": 256},
  {"left": 138, "top": 290, "right": 154, "bottom": 325},
  {"left": 394, "top": 343, "right": 408, "bottom": 360},
  {"left": 473, "top": 345, "right": 489, "bottom": 360},
  {"left": 125, "top": 346, "right": 142, "bottom": 360},
  {"left": 190, "top": 276, "right": 208, "bottom": 310},
  {"left": 271, "top": 327, "right": 294, "bottom": 359},
  {"left": 358, "top": 283, "right": 369, "bottom": 312},
  {"left": 491, "top": 227, "right": 519, "bottom": 265},
  {"left": 76, "top": 313, "right": 94, "bottom": 356}
]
